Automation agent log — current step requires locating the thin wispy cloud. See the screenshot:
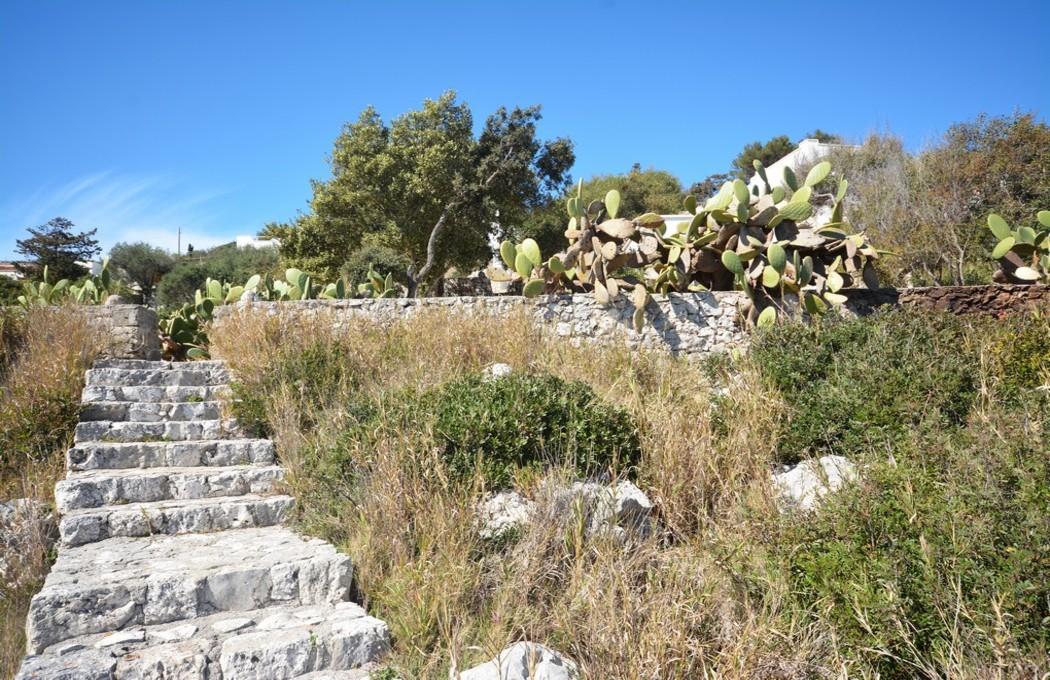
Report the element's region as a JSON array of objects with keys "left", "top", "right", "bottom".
[{"left": 0, "top": 172, "right": 245, "bottom": 258}]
